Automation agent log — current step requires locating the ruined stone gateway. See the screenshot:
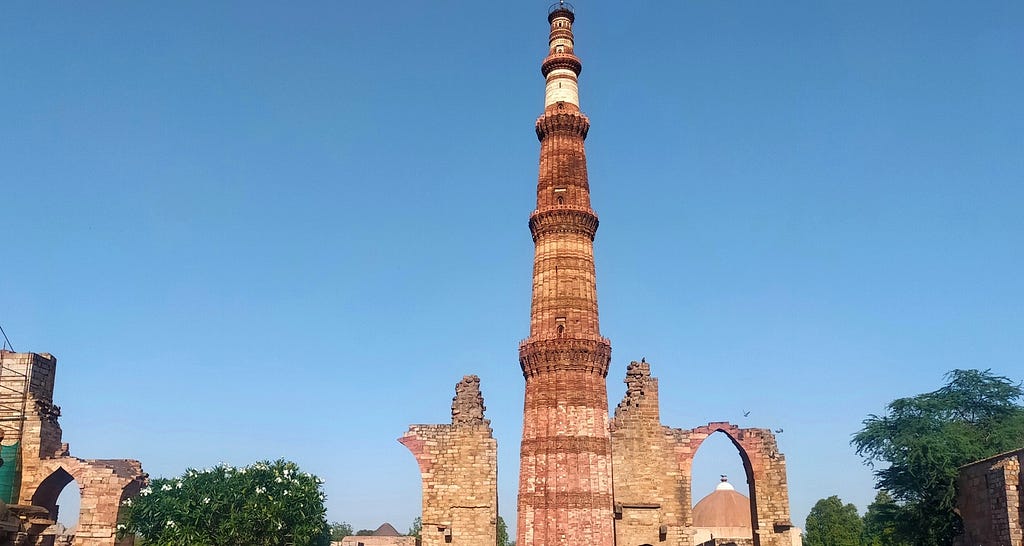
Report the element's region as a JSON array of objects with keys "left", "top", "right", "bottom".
[
  {"left": 0, "top": 350, "right": 147, "bottom": 546},
  {"left": 402, "top": 4, "right": 800, "bottom": 546}
]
